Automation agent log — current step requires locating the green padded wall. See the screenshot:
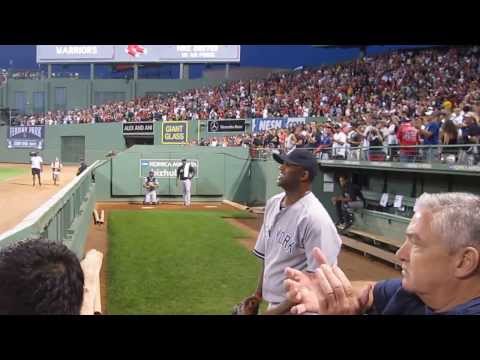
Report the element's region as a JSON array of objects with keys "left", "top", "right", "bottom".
[
  {"left": 0, "top": 123, "right": 126, "bottom": 164},
  {"left": 95, "top": 145, "right": 251, "bottom": 202}
]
